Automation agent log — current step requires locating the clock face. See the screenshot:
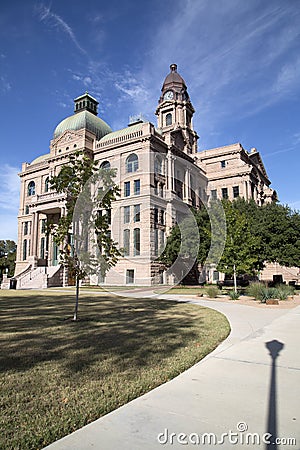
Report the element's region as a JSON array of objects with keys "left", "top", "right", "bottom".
[{"left": 164, "top": 90, "right": 174, "bottom": 100}]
